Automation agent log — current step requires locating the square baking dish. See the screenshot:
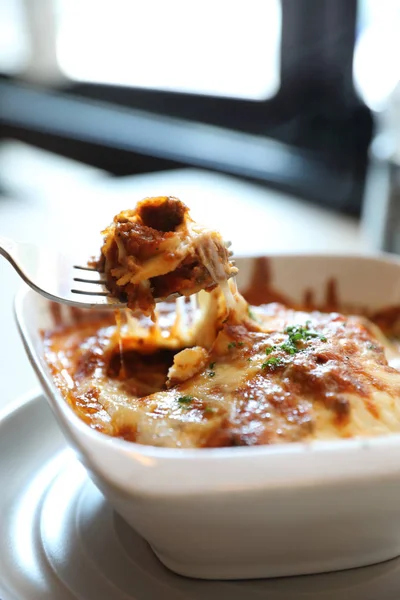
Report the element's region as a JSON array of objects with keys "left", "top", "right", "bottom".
[{"left": 15, "top": 253, "right": 400, "bottom": 579}]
